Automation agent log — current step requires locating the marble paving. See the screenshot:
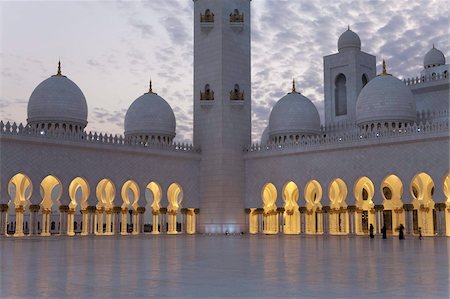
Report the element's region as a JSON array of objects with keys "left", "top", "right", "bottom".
[{"left": 1, "top": 234, "right": 449, "bottom": 298}]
